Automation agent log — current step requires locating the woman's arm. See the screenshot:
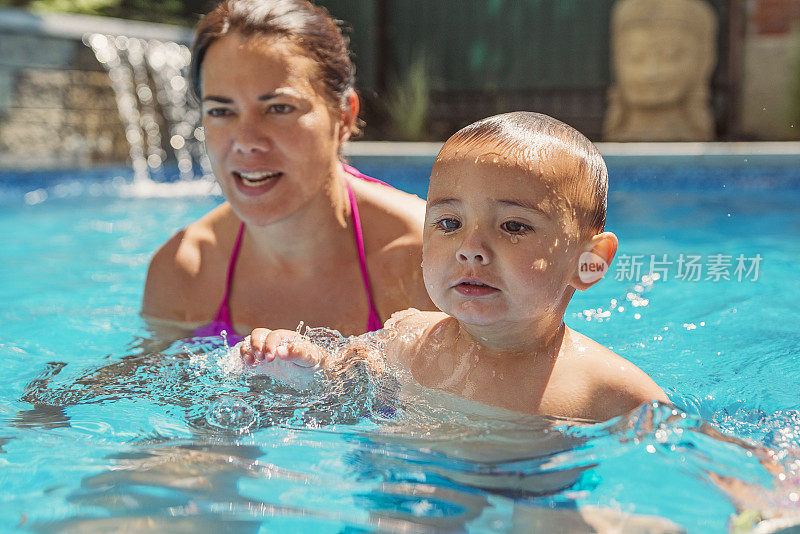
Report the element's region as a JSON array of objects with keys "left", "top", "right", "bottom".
[{"left": 142, "top": 229, "right": 198, "bottom": 324}]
